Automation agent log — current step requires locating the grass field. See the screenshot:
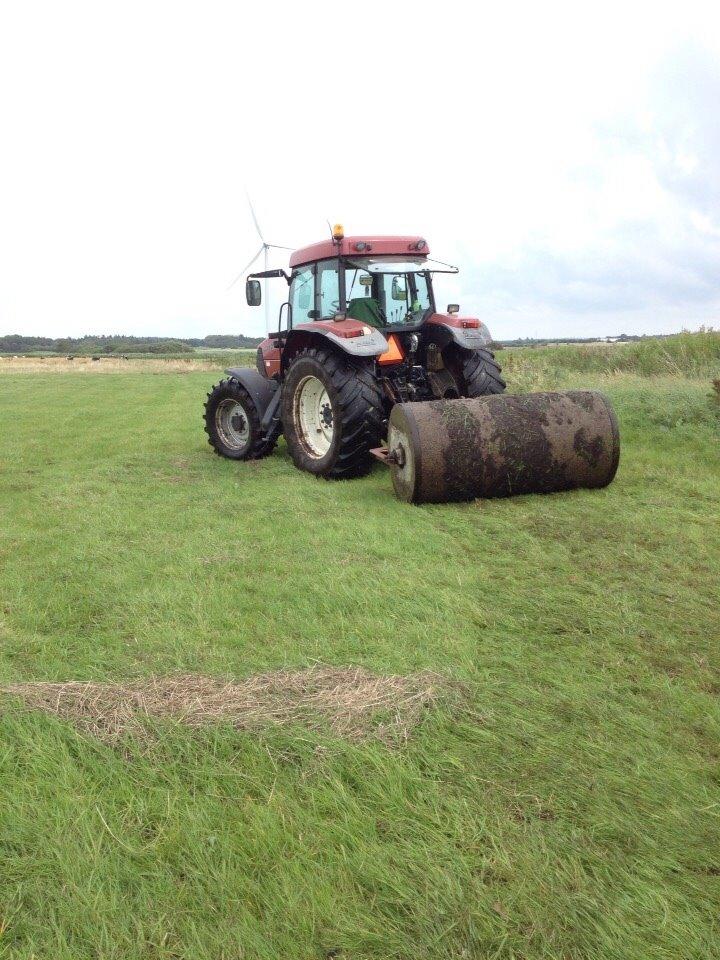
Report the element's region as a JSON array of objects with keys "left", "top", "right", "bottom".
[{"left": 0, "top": 334, "right": 719, "bottom": 959}]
